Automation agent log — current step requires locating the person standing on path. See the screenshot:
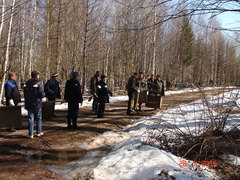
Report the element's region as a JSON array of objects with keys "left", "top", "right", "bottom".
[
  {"left": 24, "top": 71, "right": 45, "bottom": 138},
  {"left": 90, "top": 71, "right": 100, "bottom": 114},
  {"left": 64, "top": 72, "right": 83, "bottom": 129},
  {"left": 154, "top": 75, "right": 165, "bottom": 96},
  {"left": 97, "top": 75, "right": 112, "bottom": 118},
  {"left": 44, "top": 73, "right": 61, "bottom": 117},
  {"left": 4, "top": 72, "right": 21, "bottom": 132},
  {"left": 126, "top": 73, "right": 139, "bottom": 115},
  {"left": 147, "top": 74, "right": 155, "bottom": 90},
  {"left": 135, "top": 72, "right": 147, "bottom": 111}
]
